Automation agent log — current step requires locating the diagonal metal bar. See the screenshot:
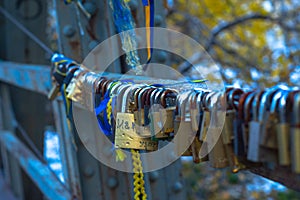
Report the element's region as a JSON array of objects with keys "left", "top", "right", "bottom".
[
  {"left": 0, "top": 61, "right": 52, "bottom": 95},
  {"left": 0, "top": 131, "right": 72, "bottom": 200}
]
